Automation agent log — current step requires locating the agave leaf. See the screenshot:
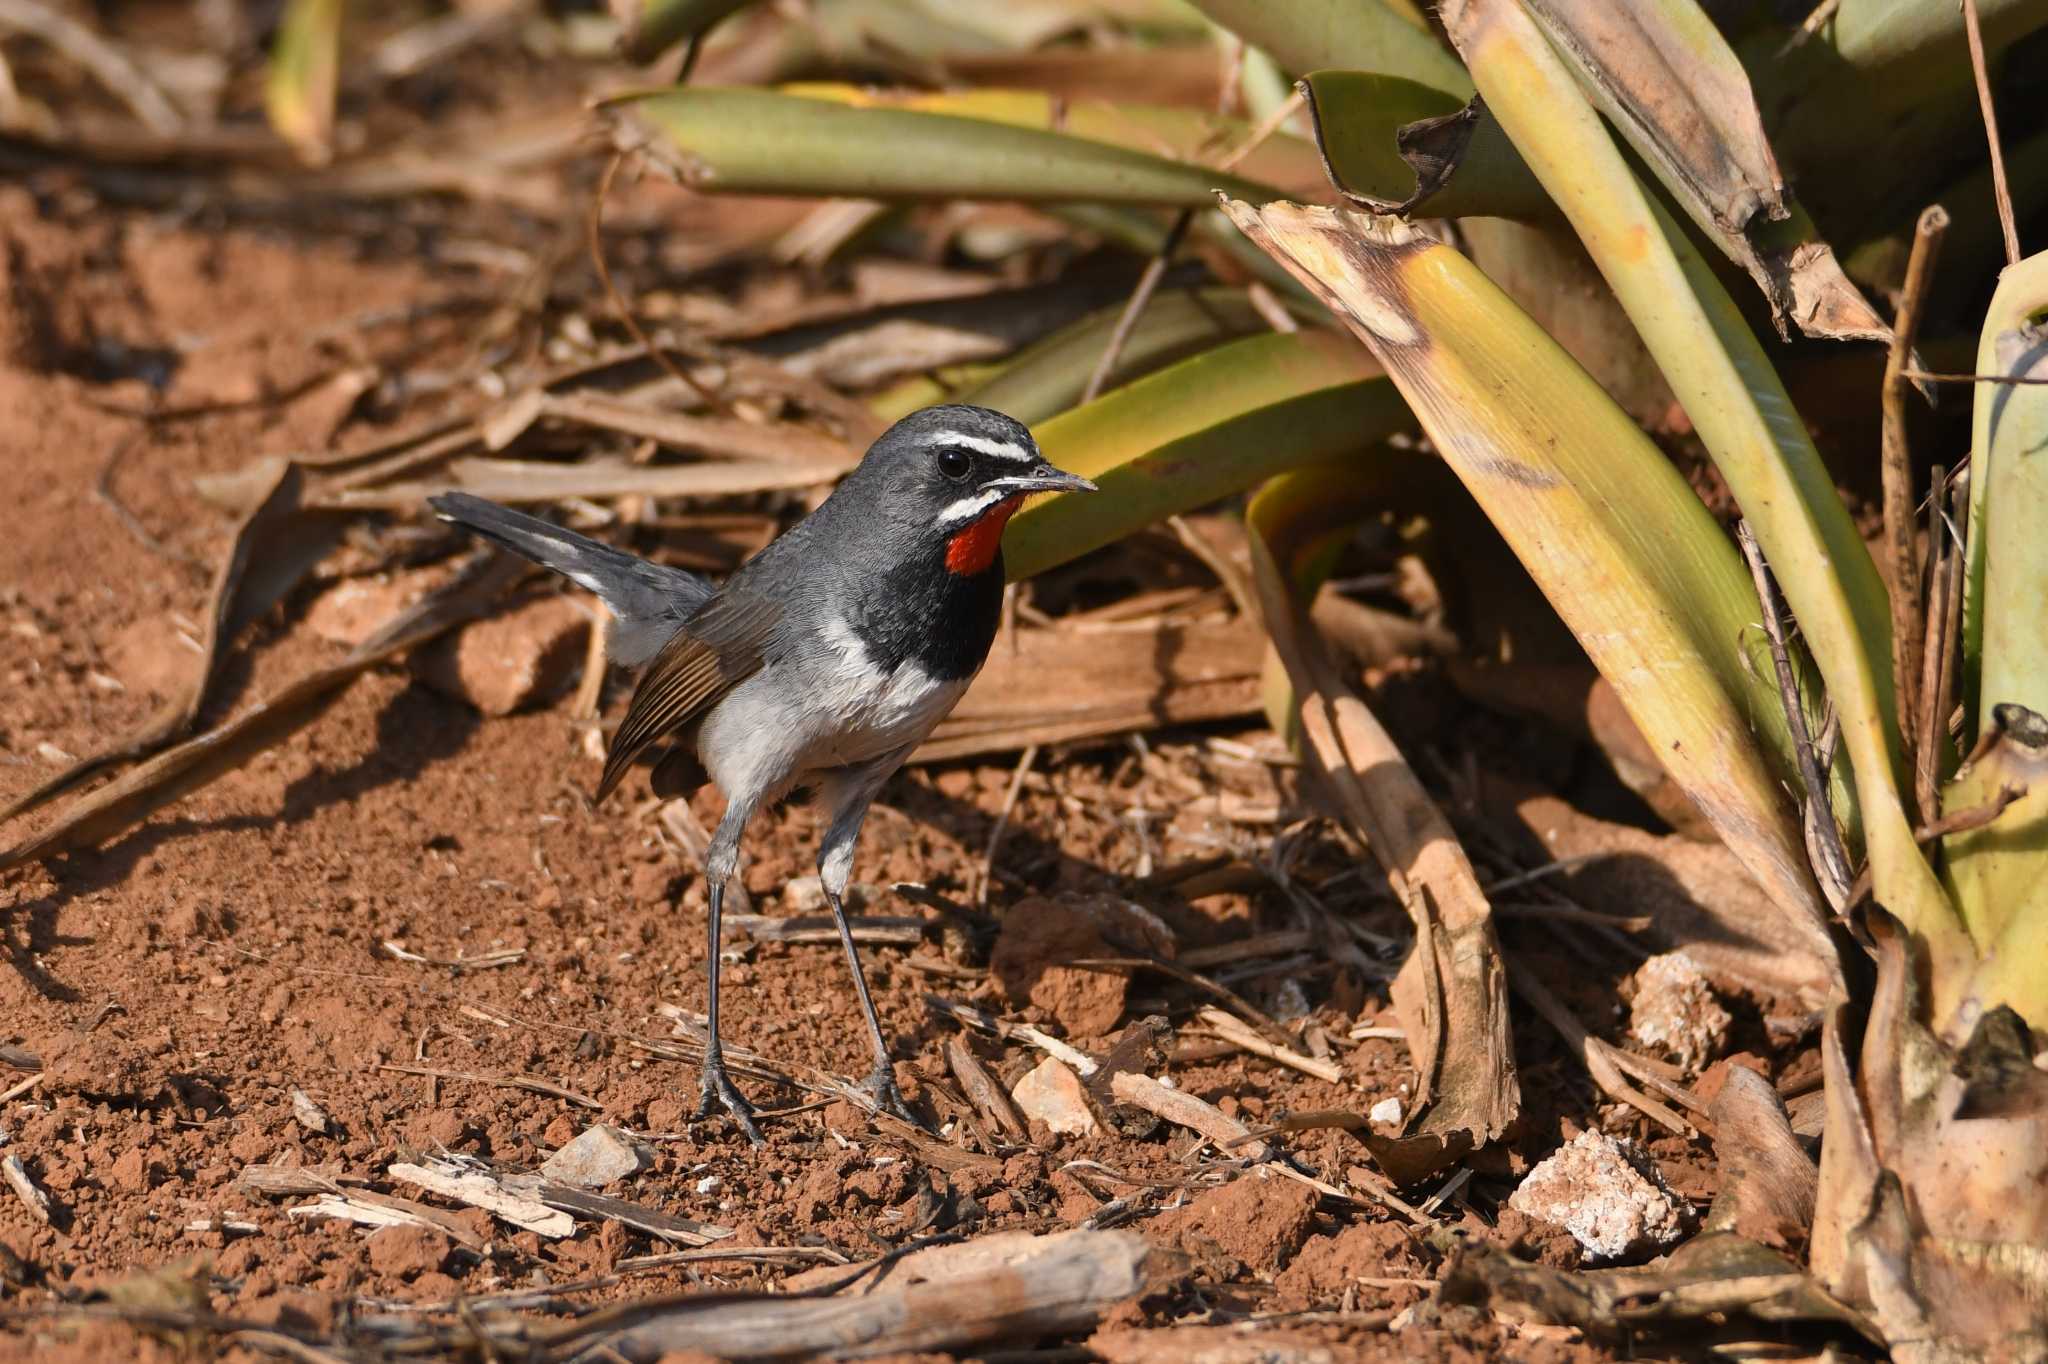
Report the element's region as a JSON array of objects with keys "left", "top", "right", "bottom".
[
  {"left": 613, "top": 87, "right": 1285, "bottom": 207},
  {"left": 1003, "top": 330, "right": 1410, "bottom": 581},
  {"left": 611, "top": 0, "right": 753, "bottom": 64},
  {"left": 1220, "top": 197, "right": 1841, "bottom": 973},
  {"left": 263, "top": 0, "right": 343, "bottom": 166},
  {"left": 776, "top": 84, "right": 1330, "bottom": 200},
  {"left": 1960, "top": 250, "right": 2048, "bottom": 741},
  {"left": 1182, "top": 0, "right": 1471, "bottom": 98},
  {"left": 1298, "top": 71, "right": 1547, "bottom": 220},
  {"left": 1507, "top": 0, "right": 1890, "bottom": 344},
  {"left": 1440, "top": 0, "right": 1971, "bottom": 1016},
  {"left": 958, "top": 287, "right": 1269, "bottom": 425},
  {"left": 1948, "top": 251, "right": 2048, "bottom": 1005}
]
